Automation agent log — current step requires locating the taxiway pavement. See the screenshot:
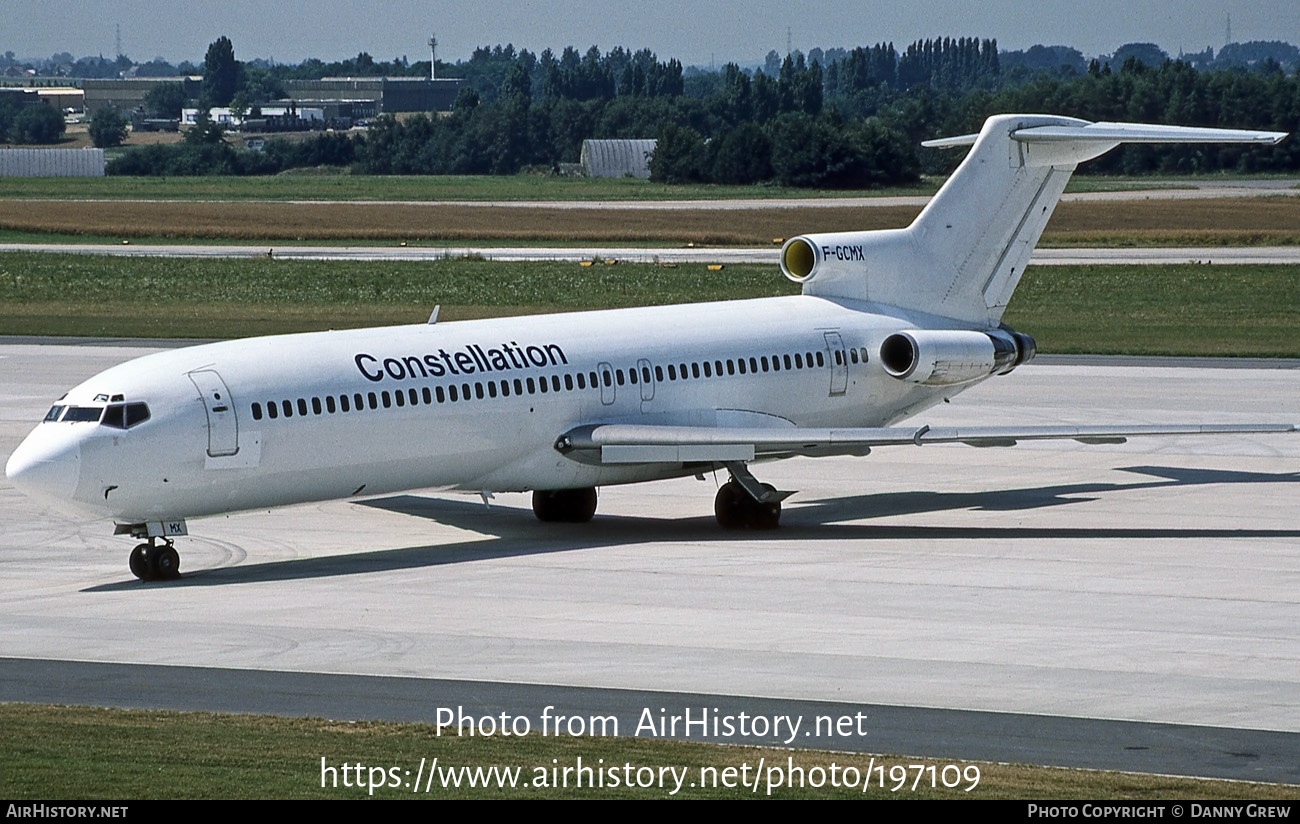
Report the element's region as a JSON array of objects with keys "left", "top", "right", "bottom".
[{"left": 2, "top": 340, "right": 1298, "bottom": 782}]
